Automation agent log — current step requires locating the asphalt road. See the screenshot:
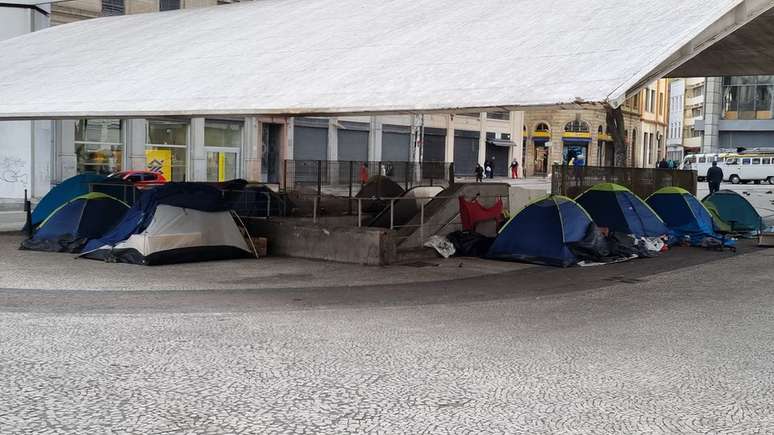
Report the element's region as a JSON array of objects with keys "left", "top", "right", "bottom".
[{"left": 2, "top": 243, "right": 773, "bottom": 434}]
